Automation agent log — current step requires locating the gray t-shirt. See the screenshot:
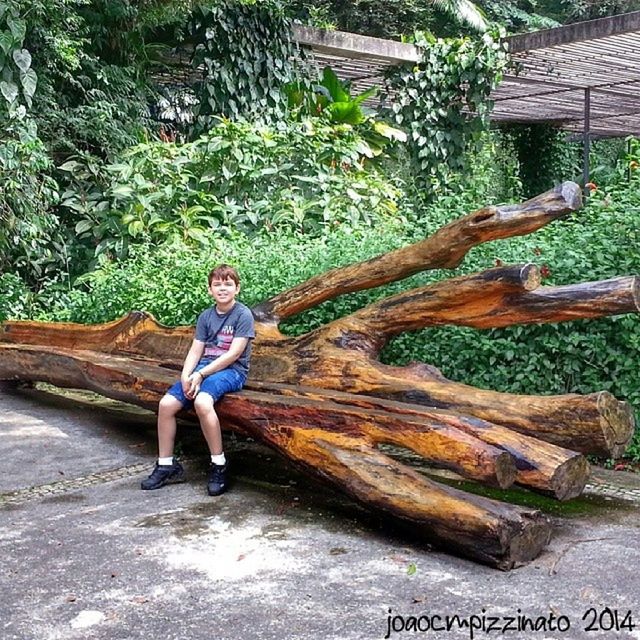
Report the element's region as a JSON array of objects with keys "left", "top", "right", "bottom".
[{"left": 194, "top": 302, "right": 255, "bottom": 376}]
